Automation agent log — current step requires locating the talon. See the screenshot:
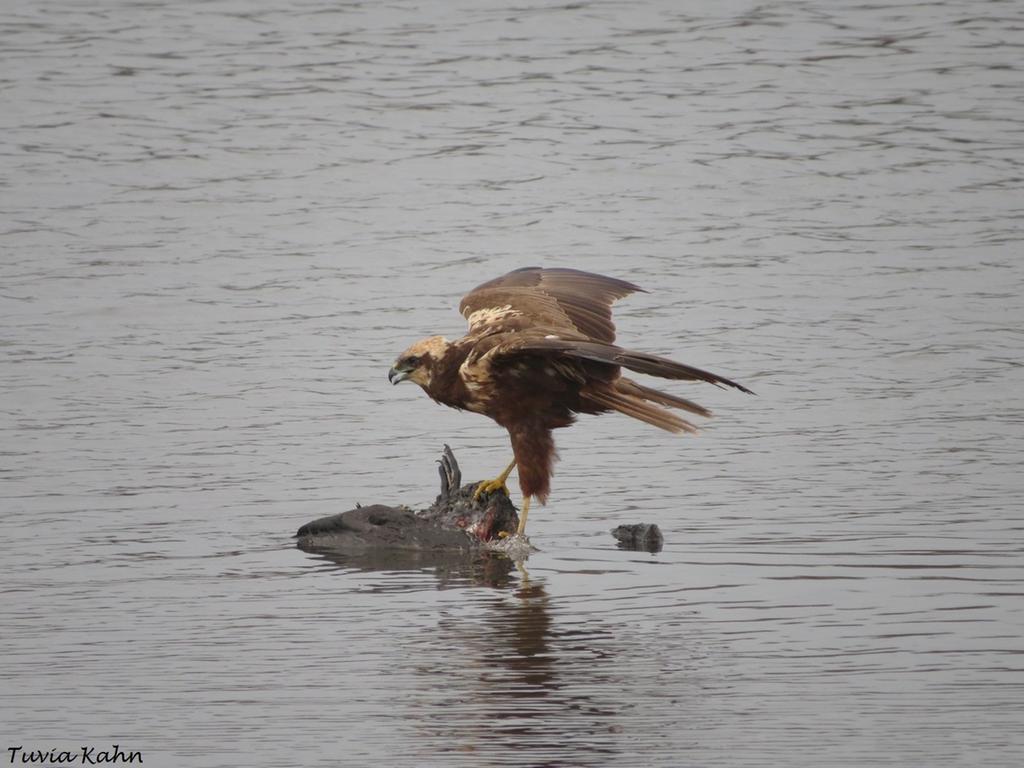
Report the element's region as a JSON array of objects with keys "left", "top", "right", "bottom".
[
  {"left": 473, "top": 477, "right": 510, "bottom": 501},
  {"left": 471, "top": 458, "right": 517, "bottom": 502}
]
